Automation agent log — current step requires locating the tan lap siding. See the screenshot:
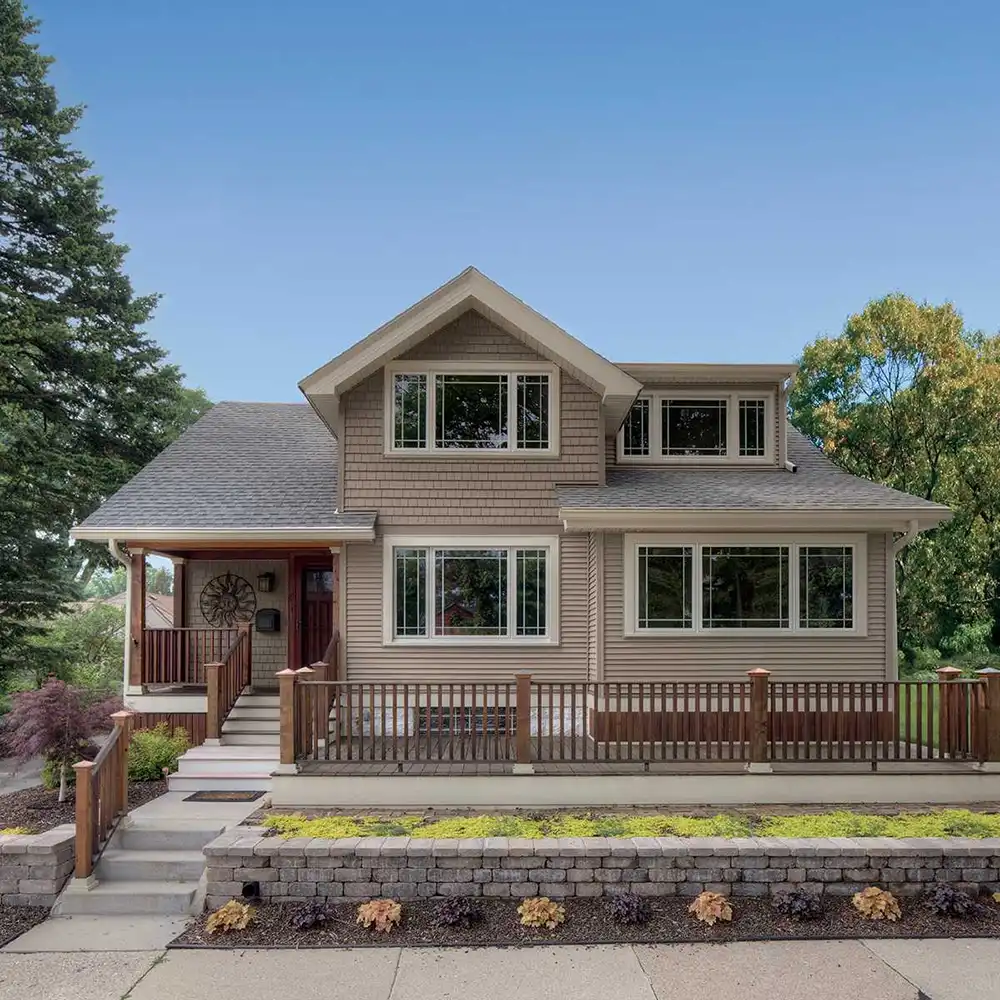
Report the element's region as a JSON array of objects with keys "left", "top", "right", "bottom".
[
  {"left": 344, "top": 534, "right": 590, "bottom": 683},
  {"left": 602, "top": 532, "right": 889, "bottom": 682}
]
